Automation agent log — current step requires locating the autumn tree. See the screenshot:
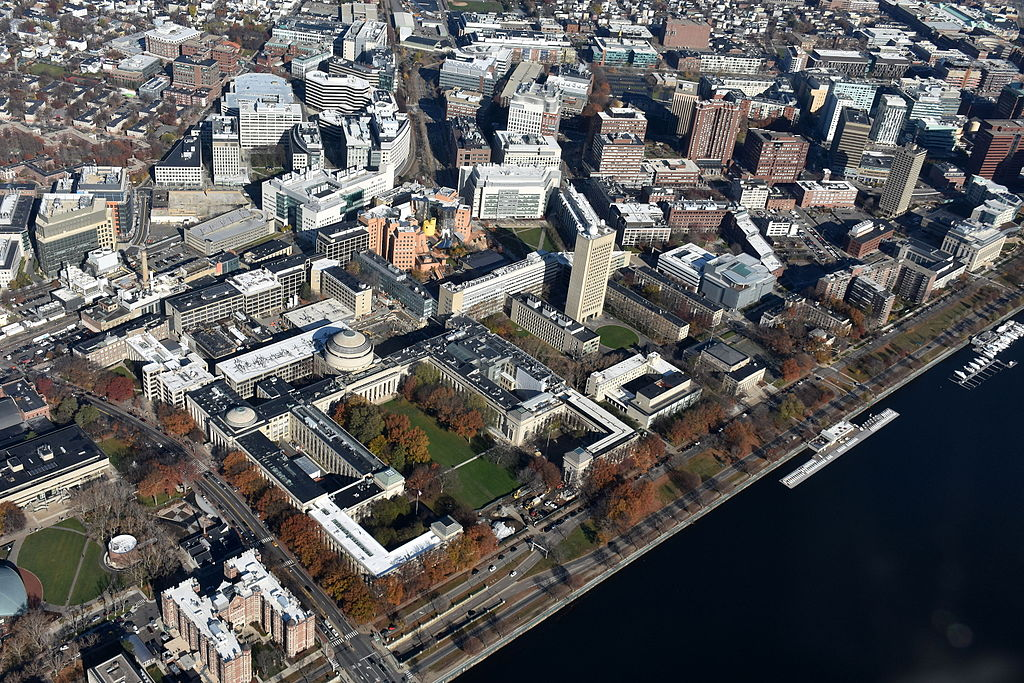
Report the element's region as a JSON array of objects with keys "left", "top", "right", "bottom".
[
  {"left": 157, "top": 404, "right": 197, "bottom": 437},
  {"left": 137, "top": 463, "right": 181, "bottom": 504},
  {"left": 103, "top": 376, "right": 135, "bottom": 402},
  {"left": 630, "top": 434, "right": 665, "bottom": 472},
  {"left": 0, "top": 501, "right": 26, "bottom": 534}
]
